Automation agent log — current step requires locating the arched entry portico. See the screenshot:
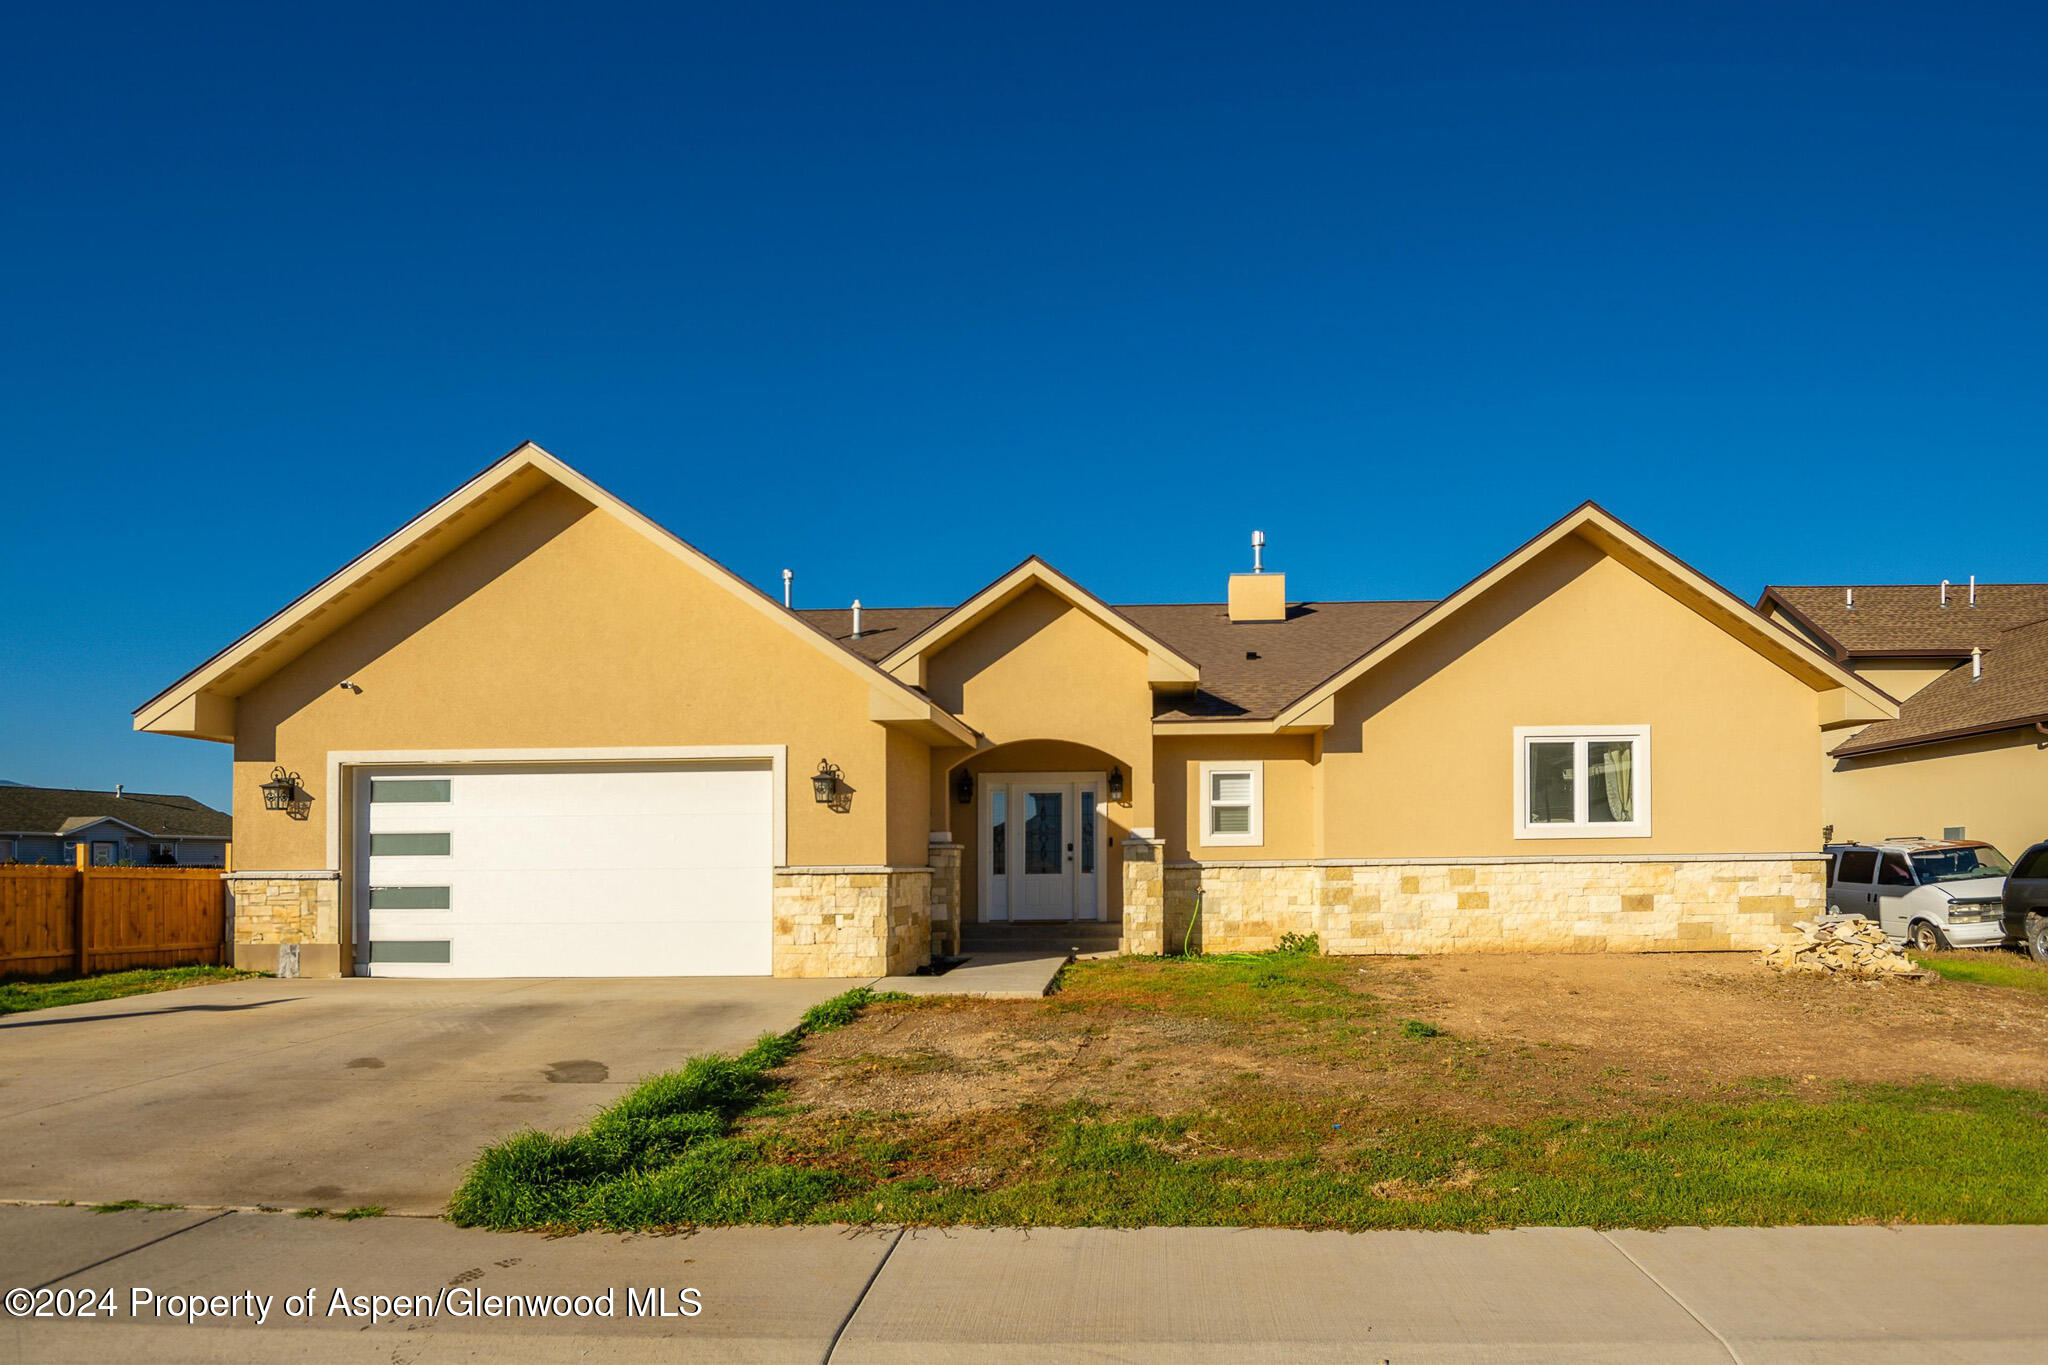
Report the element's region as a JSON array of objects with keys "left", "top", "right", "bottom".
[{"left": 934, "top": 740, "right": 1142, "bottom": 932}]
